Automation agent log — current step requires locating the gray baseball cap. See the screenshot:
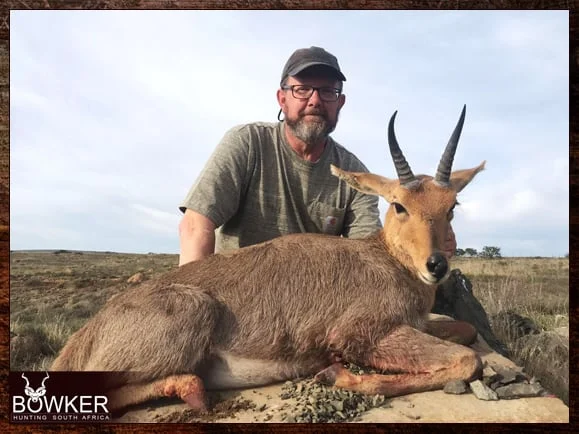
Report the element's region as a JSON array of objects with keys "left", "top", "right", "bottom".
[{"left": 280, "top": 46, "right": 346, "bottom": 85}]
